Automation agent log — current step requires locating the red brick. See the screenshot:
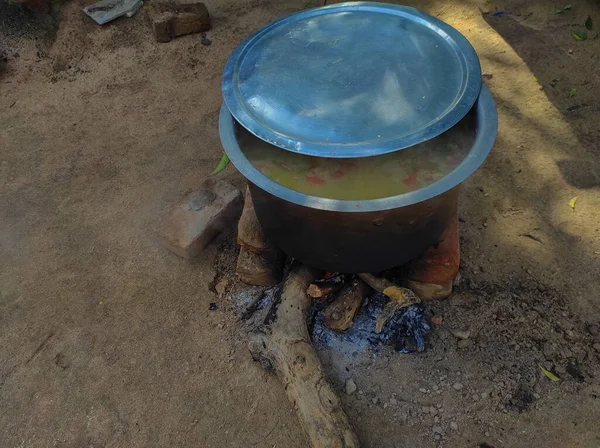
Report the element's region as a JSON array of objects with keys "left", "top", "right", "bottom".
[
  {"left": 406, "top": 200, "right": 460, "bottom": 300},
  {"left": 157, "top": 178, "right": 243, "bottom": 259}
]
